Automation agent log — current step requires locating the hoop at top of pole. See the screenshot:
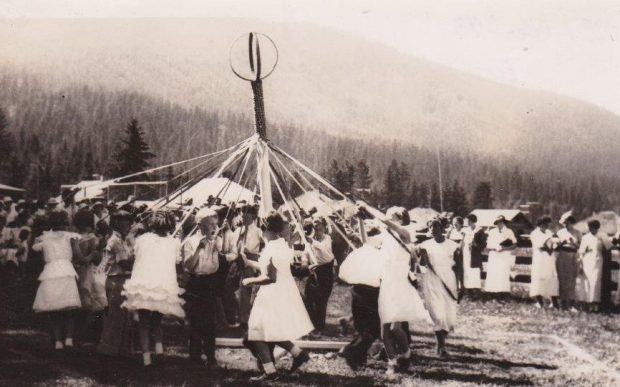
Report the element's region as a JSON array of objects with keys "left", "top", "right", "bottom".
[{"left": 230, "top": 33, "right": 279, "bottom": 140}]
